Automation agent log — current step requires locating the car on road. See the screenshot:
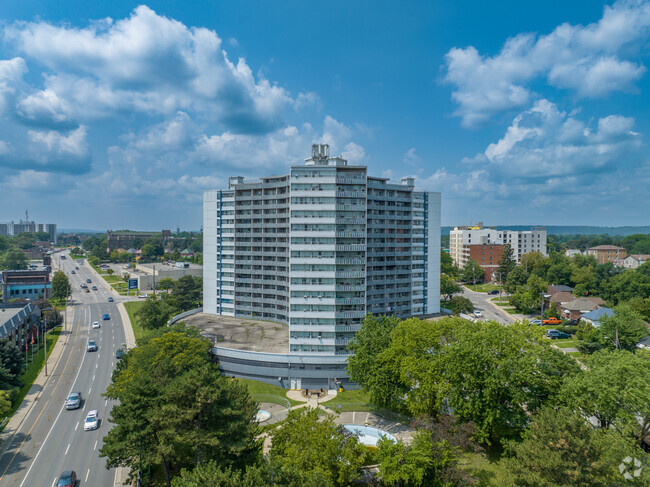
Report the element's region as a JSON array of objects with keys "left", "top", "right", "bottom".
[
  {"left": 87, "top": 339, "right": 97, "bottom": 352},
  {"left": 75, "top": 266, "right": 79, "bottom": 270},
  {"left": 84, "top": 410, "right": 99, "bottom": 431},
  {"left": 530, "top": 319, "right": 543, "bottom": 325},
  {"left": 80, "top": 283, "right": 87, "bottom": 289},
  {"left": 116, "top": 349, "right": 124, "bottom": 359},
  {"left": 70, "top": 270, "right": 75, "bottom": 274},
  {"left": 92, "top": 321, "right": 100, "bottom": 329},
  {"left": 108, "top": 296, "right": 114, "bottom": 302},
  {"left": 546, "top": 329, "right": 571, "bottom": 339},
  {"left": 103, "top": 313, "right": 110, "bottom": 320},
  {"left": 92, "top": 285, "right": 98, "bottom": 290},
  {"left": 474, "top": 310, "right": 482, "bottom": 318},
  {"left": 65, "top": 392, "right": 81, "bottom": 410},
  {"left": 86, "top": 278, "right": 92, "bottom": 283},
  {"left": 542, "top": 317, "right": 562, "bottom": 326},
  {"left": 487, "top": 290, "right": 499, "bottom": 295},
  {"left": 84, "top": 288, "right": 90, "bottom": 293},
  {"left": 57, "top": 470, "right": 77, "bottom": 487},
  {"left": 138, "top": 294, "right": 148, "bottom": 299}
]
